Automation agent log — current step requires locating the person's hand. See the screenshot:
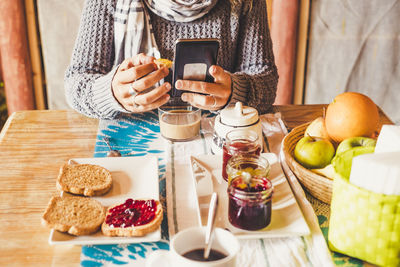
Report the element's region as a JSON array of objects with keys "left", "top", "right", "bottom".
[
  {"left": 112, "top": 53, "right": 171, "bottom": 112},
  {"left": 175, "top": 65, "right": 232, "bottom": 110}
]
